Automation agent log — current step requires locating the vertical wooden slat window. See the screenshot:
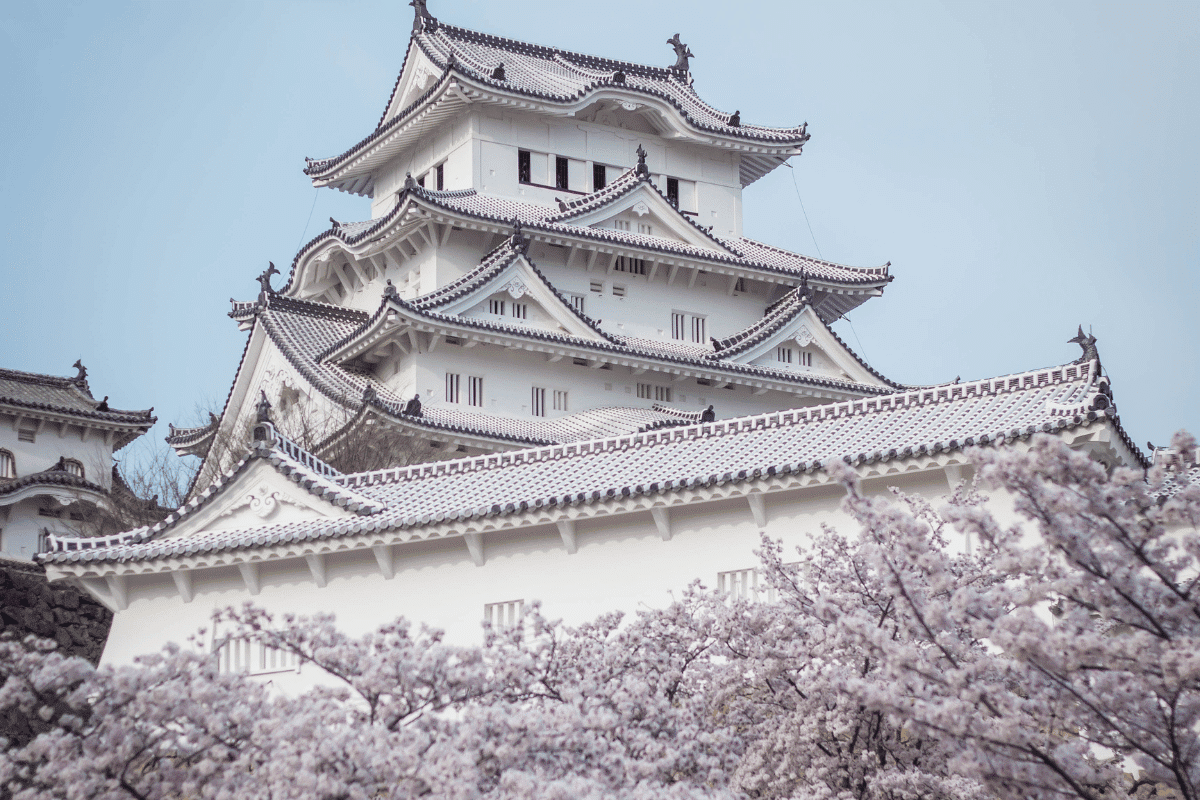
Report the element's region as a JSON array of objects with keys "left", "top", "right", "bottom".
[
  {"left": 445, "top": 373, "right": 461, "bottom": 404},
  {"left": 593, "top": 163, "right": 606, "bottom": 191},
  {"left": 436, "top": 163, "right": 444, "bottom": 190},
  {"left": 468, "top": 376, "right": 484, "bottom": 407},
  {"left": 555, "top": 156, "right": 569, "bottom": 190},
  {"left": 691, "top": 315, "right": 706, "bottom": 343},
  {"left": 552, "top": 390, "right": 568, "bottom": 412},
  {"left": 671, "top": 312, "right": 686, "bottom": 340},
  {"left": 0, "top": 450, "right": 14, "bottom": 479},
  {"left": 518, "top": 150, "right": 531, "bottom": 184},
  {"left": 531, "top": 387, "right": 546, "bottom": 417}
]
